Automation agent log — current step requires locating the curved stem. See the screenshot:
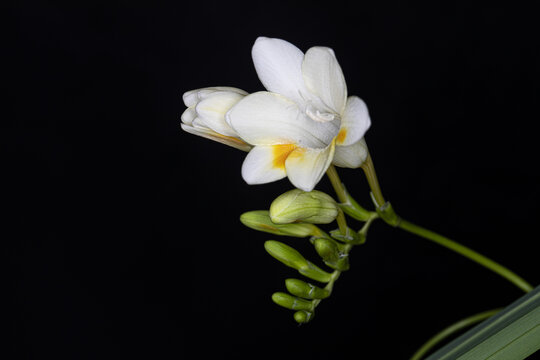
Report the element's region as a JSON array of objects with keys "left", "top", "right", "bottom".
[
  {"left": 398, "top": 219, "right": 533, "bottom": 293},
  {"left": 409, "top": 308, "right": 502, "bottom": 360},
  {"left": 360, "top": 153, "right": 534, "bottom": 293}
]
